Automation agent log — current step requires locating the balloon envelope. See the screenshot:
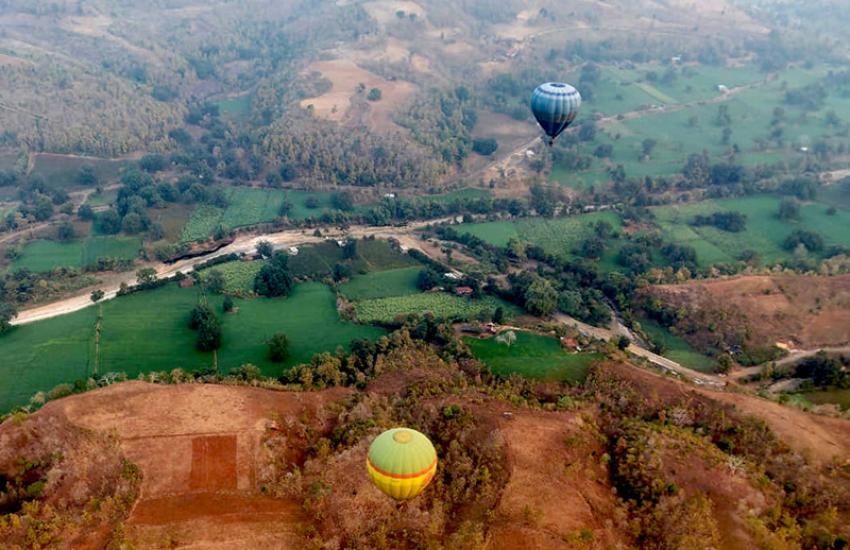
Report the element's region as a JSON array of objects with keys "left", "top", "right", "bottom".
[
  {"left": 530, "top": 82, "right": 582, "bottom": 142},
  {"left": 366, "top": 428, "right": 437, "bottom": 500}
]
